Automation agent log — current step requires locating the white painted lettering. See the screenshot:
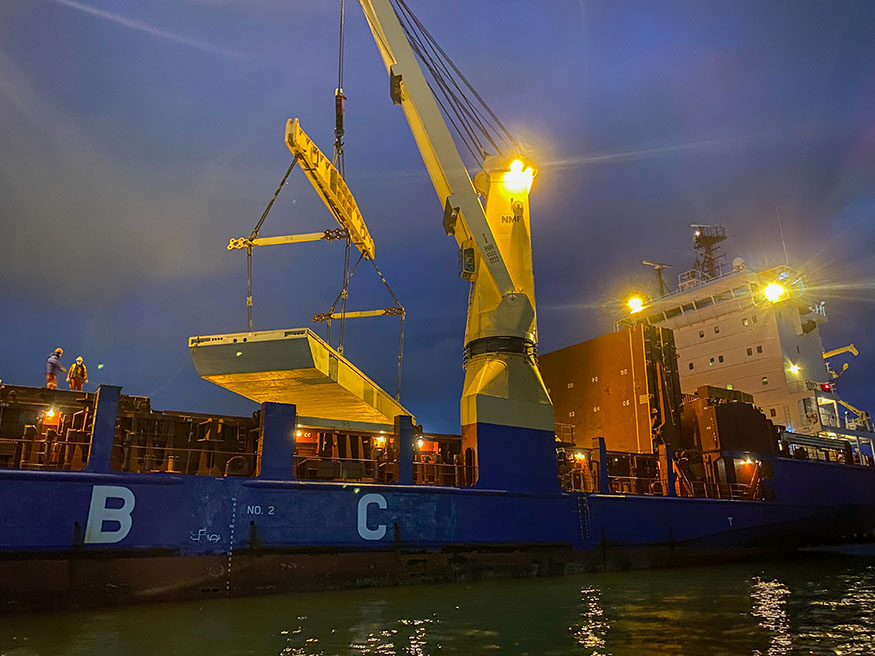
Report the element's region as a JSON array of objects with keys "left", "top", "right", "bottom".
[
  {"left": 85, "top": 485, "right": 135, "bottom": 544},
  {"left": 357, "top": 493, "right": 387, "bottom": 541}
]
